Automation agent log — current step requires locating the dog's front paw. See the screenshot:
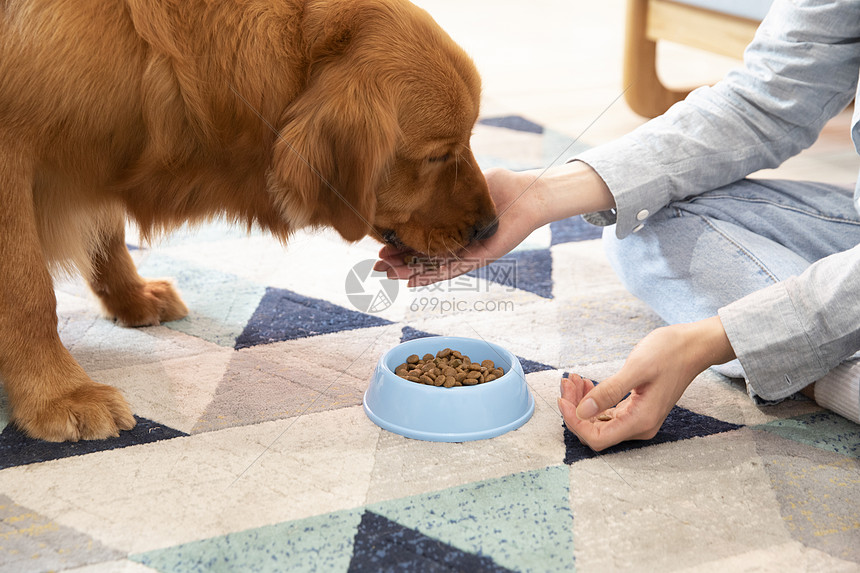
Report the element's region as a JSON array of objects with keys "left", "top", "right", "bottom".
[
  {"left": 104, "top": 279, "right": 189, "bottom": 327},
  {"left": 13, "top": 382, "right": 136, "bottom": 442}
]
